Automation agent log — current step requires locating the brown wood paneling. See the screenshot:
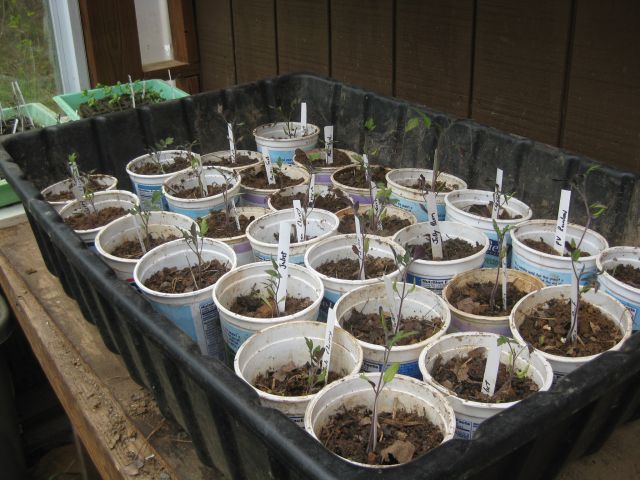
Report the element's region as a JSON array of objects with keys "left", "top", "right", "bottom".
[
  {"left": 330, "top": 0, "right": 394, "bottom": 96},
  {"left": 276, "top": 0, "right": 330, "bottom": 75},
  {"left": 471, "top": 0, "right": 572, "bottom": 145},
  {"left": 232, "top": 0, "right": 278, "bottom": 83},
  {"left": 395, "top": 0, "right": 474, "bottom": 117},
  {"left": 195, "top": 0, "right": 236, "bottom": 90},
  {"left": 562, "top": 1, "right": 640, "bottom": 173},
  {"left": 167, "top": 0, "right": 199, "bottom": 63},
  {"left": 176, "top": 75, "right": 200, "bottom": 94},
  {"left": 78, "top": 0, "right": 143, "bottom": 86}
]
